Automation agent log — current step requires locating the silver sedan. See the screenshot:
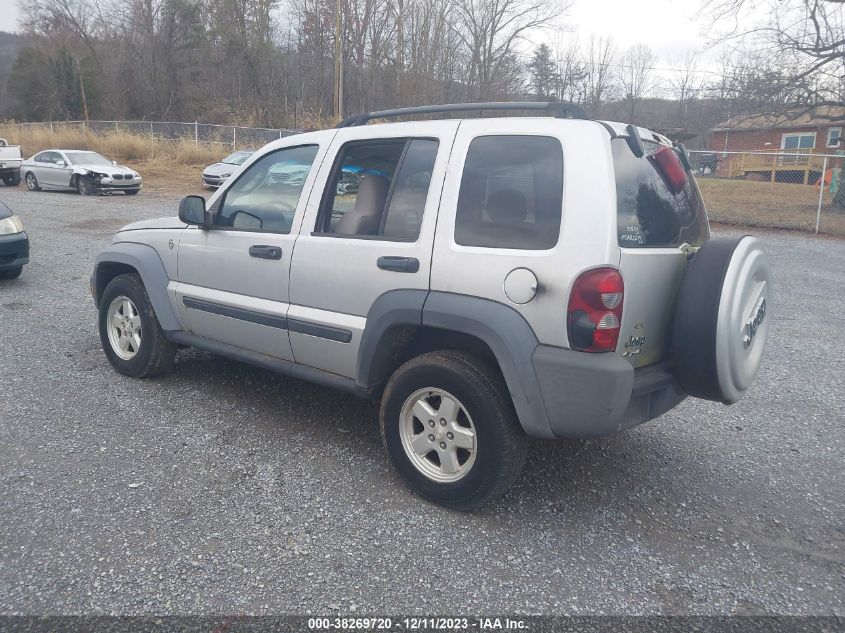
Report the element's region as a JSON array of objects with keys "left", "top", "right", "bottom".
[
  {"left": 20, "top": 150, "right": 142, "bottom": 195},
  {"left": 202, "top": 150, "right": 254, "bottom": 188}
]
